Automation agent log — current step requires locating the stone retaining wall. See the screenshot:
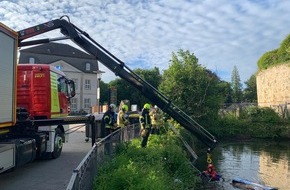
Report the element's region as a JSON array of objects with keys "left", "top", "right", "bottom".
[{"left": 256, "top": 63, "right": 290, "bottom": 108}]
